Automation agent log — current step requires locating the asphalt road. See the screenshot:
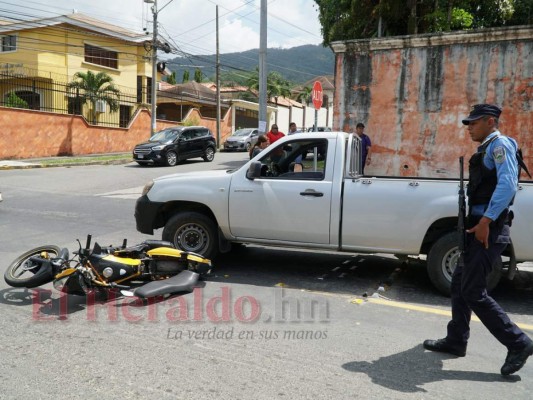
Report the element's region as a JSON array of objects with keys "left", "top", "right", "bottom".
[{"left": 1, "top": 151, "right": 533, "bottom": 399}]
